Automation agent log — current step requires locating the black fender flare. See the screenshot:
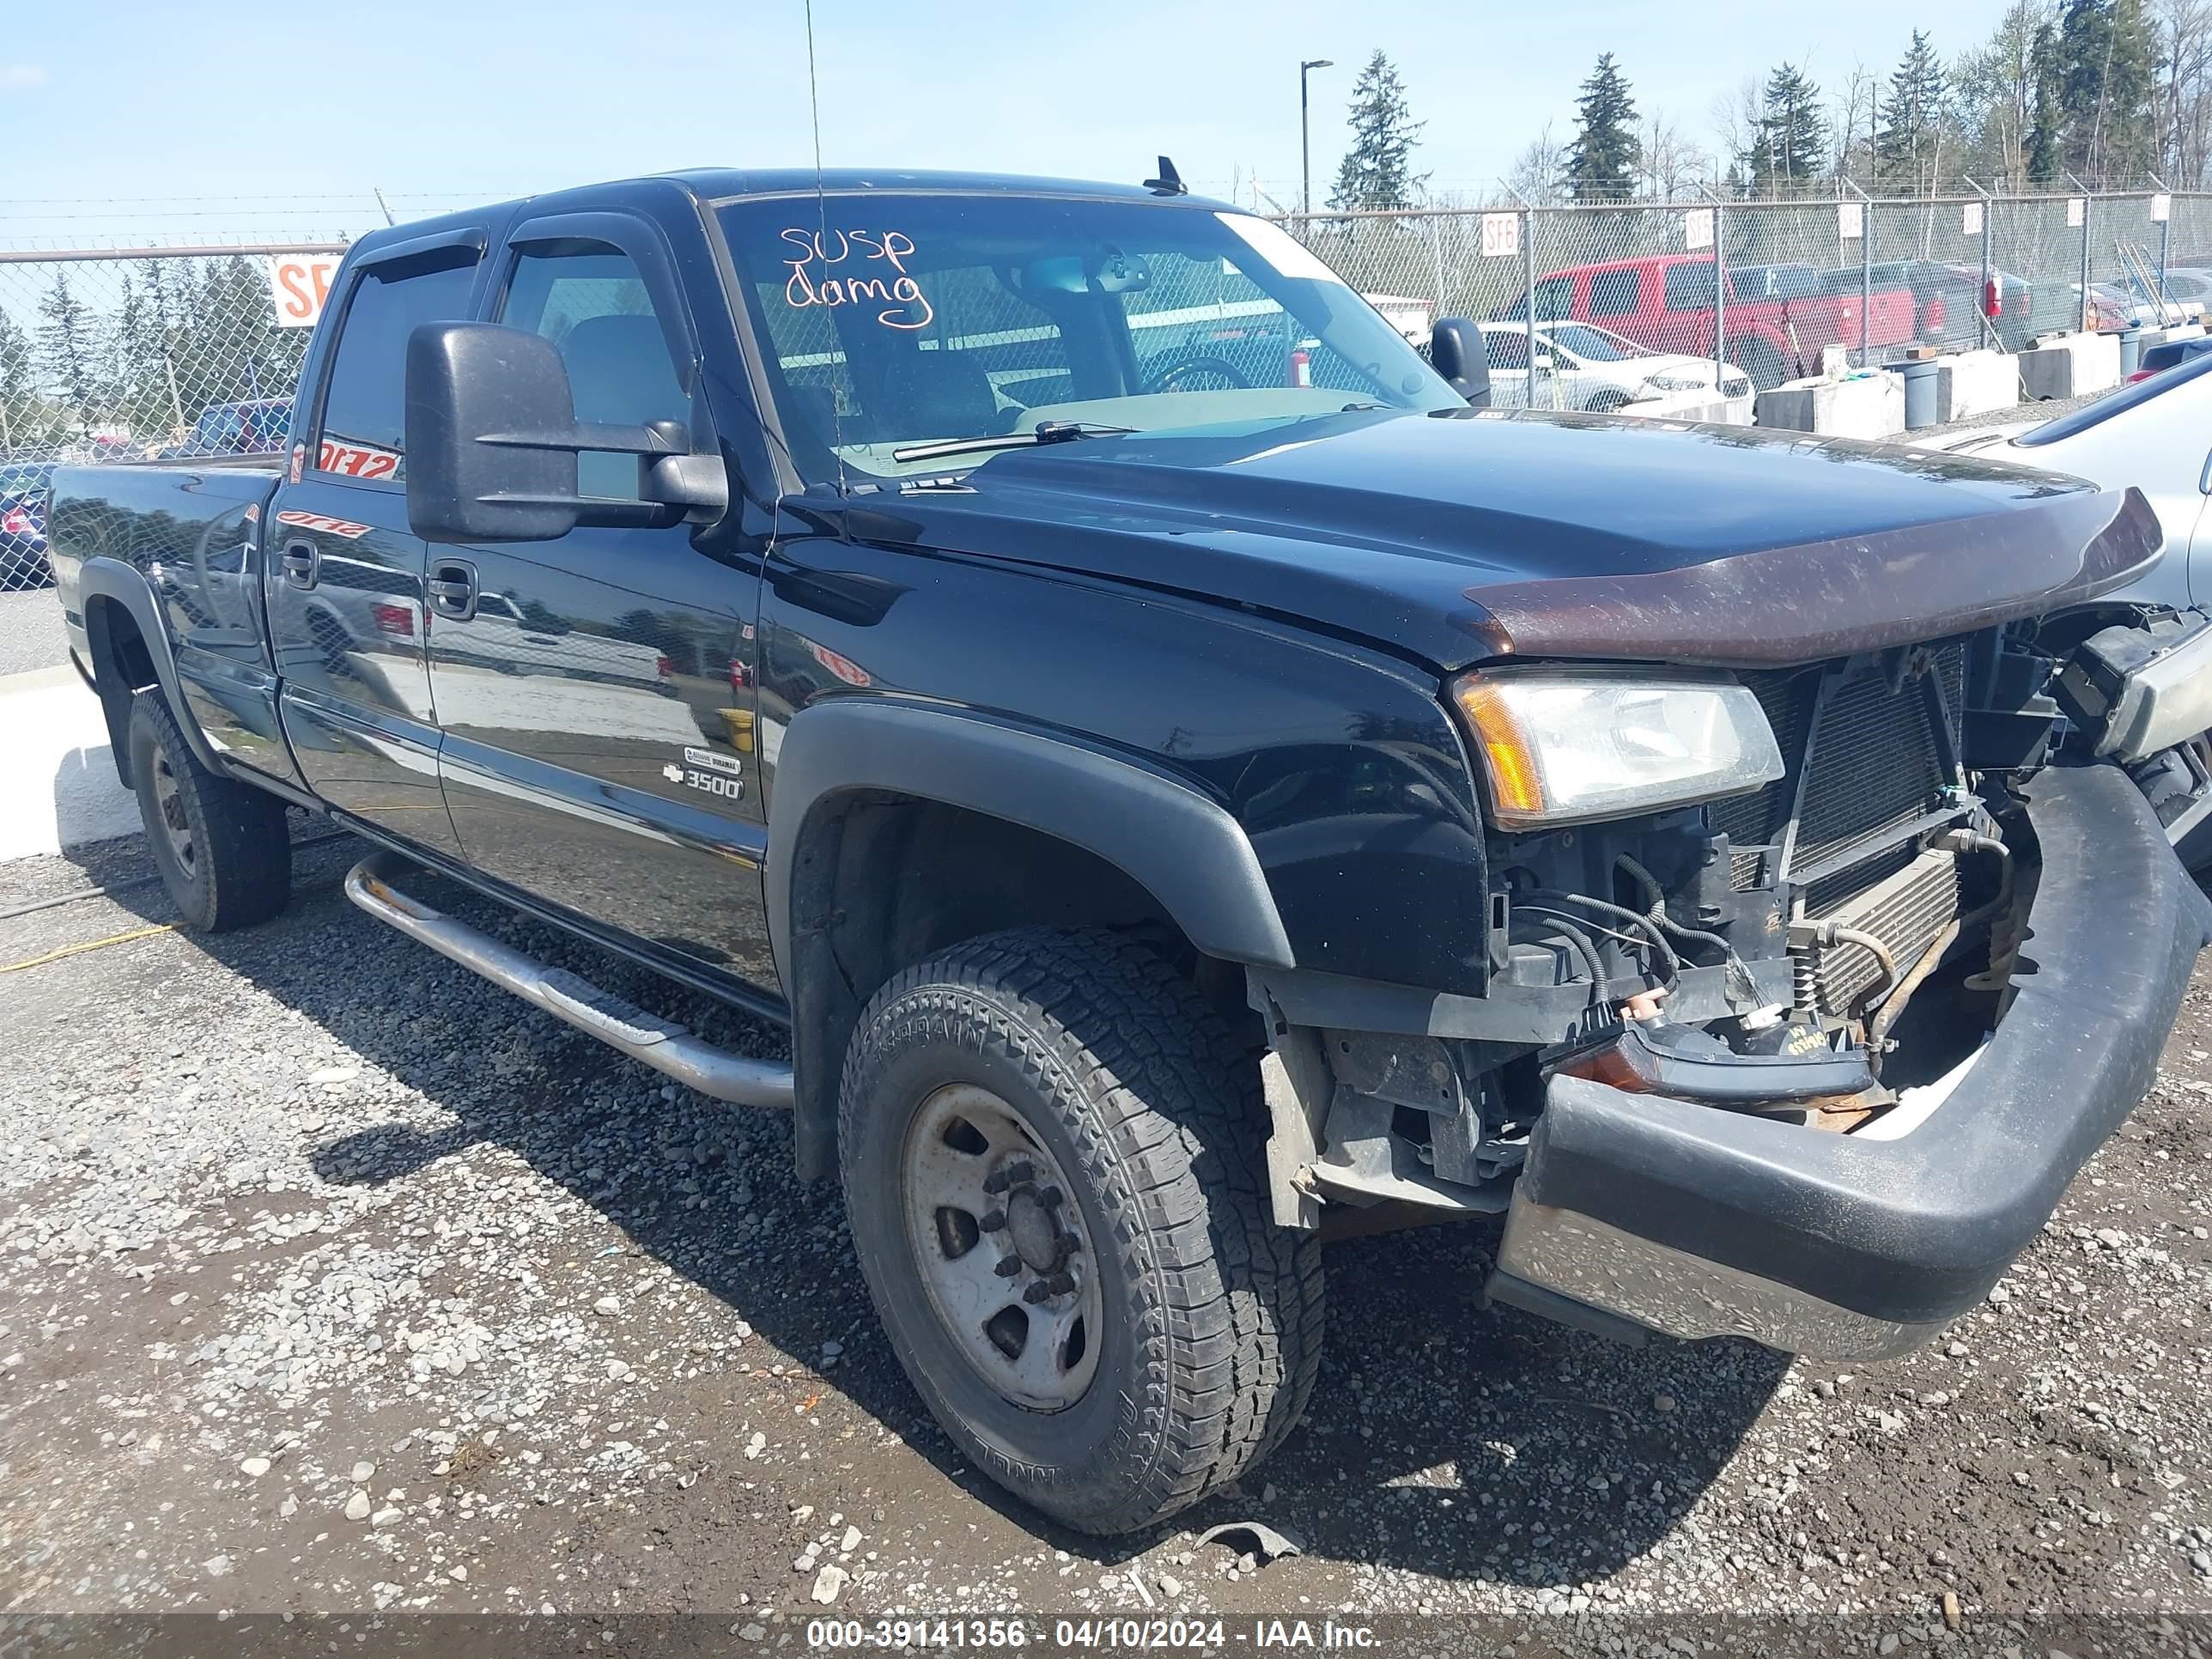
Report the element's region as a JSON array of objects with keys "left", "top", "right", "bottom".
[
  {"left": 765, "top": 696, "right": 1295, "bottom": 975},
  {"left": 765, "top": 696, "right": 1296, "bottom": 1180},
  {"left": 76, "top": 556, "right": 225, "bottom": 786}
]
